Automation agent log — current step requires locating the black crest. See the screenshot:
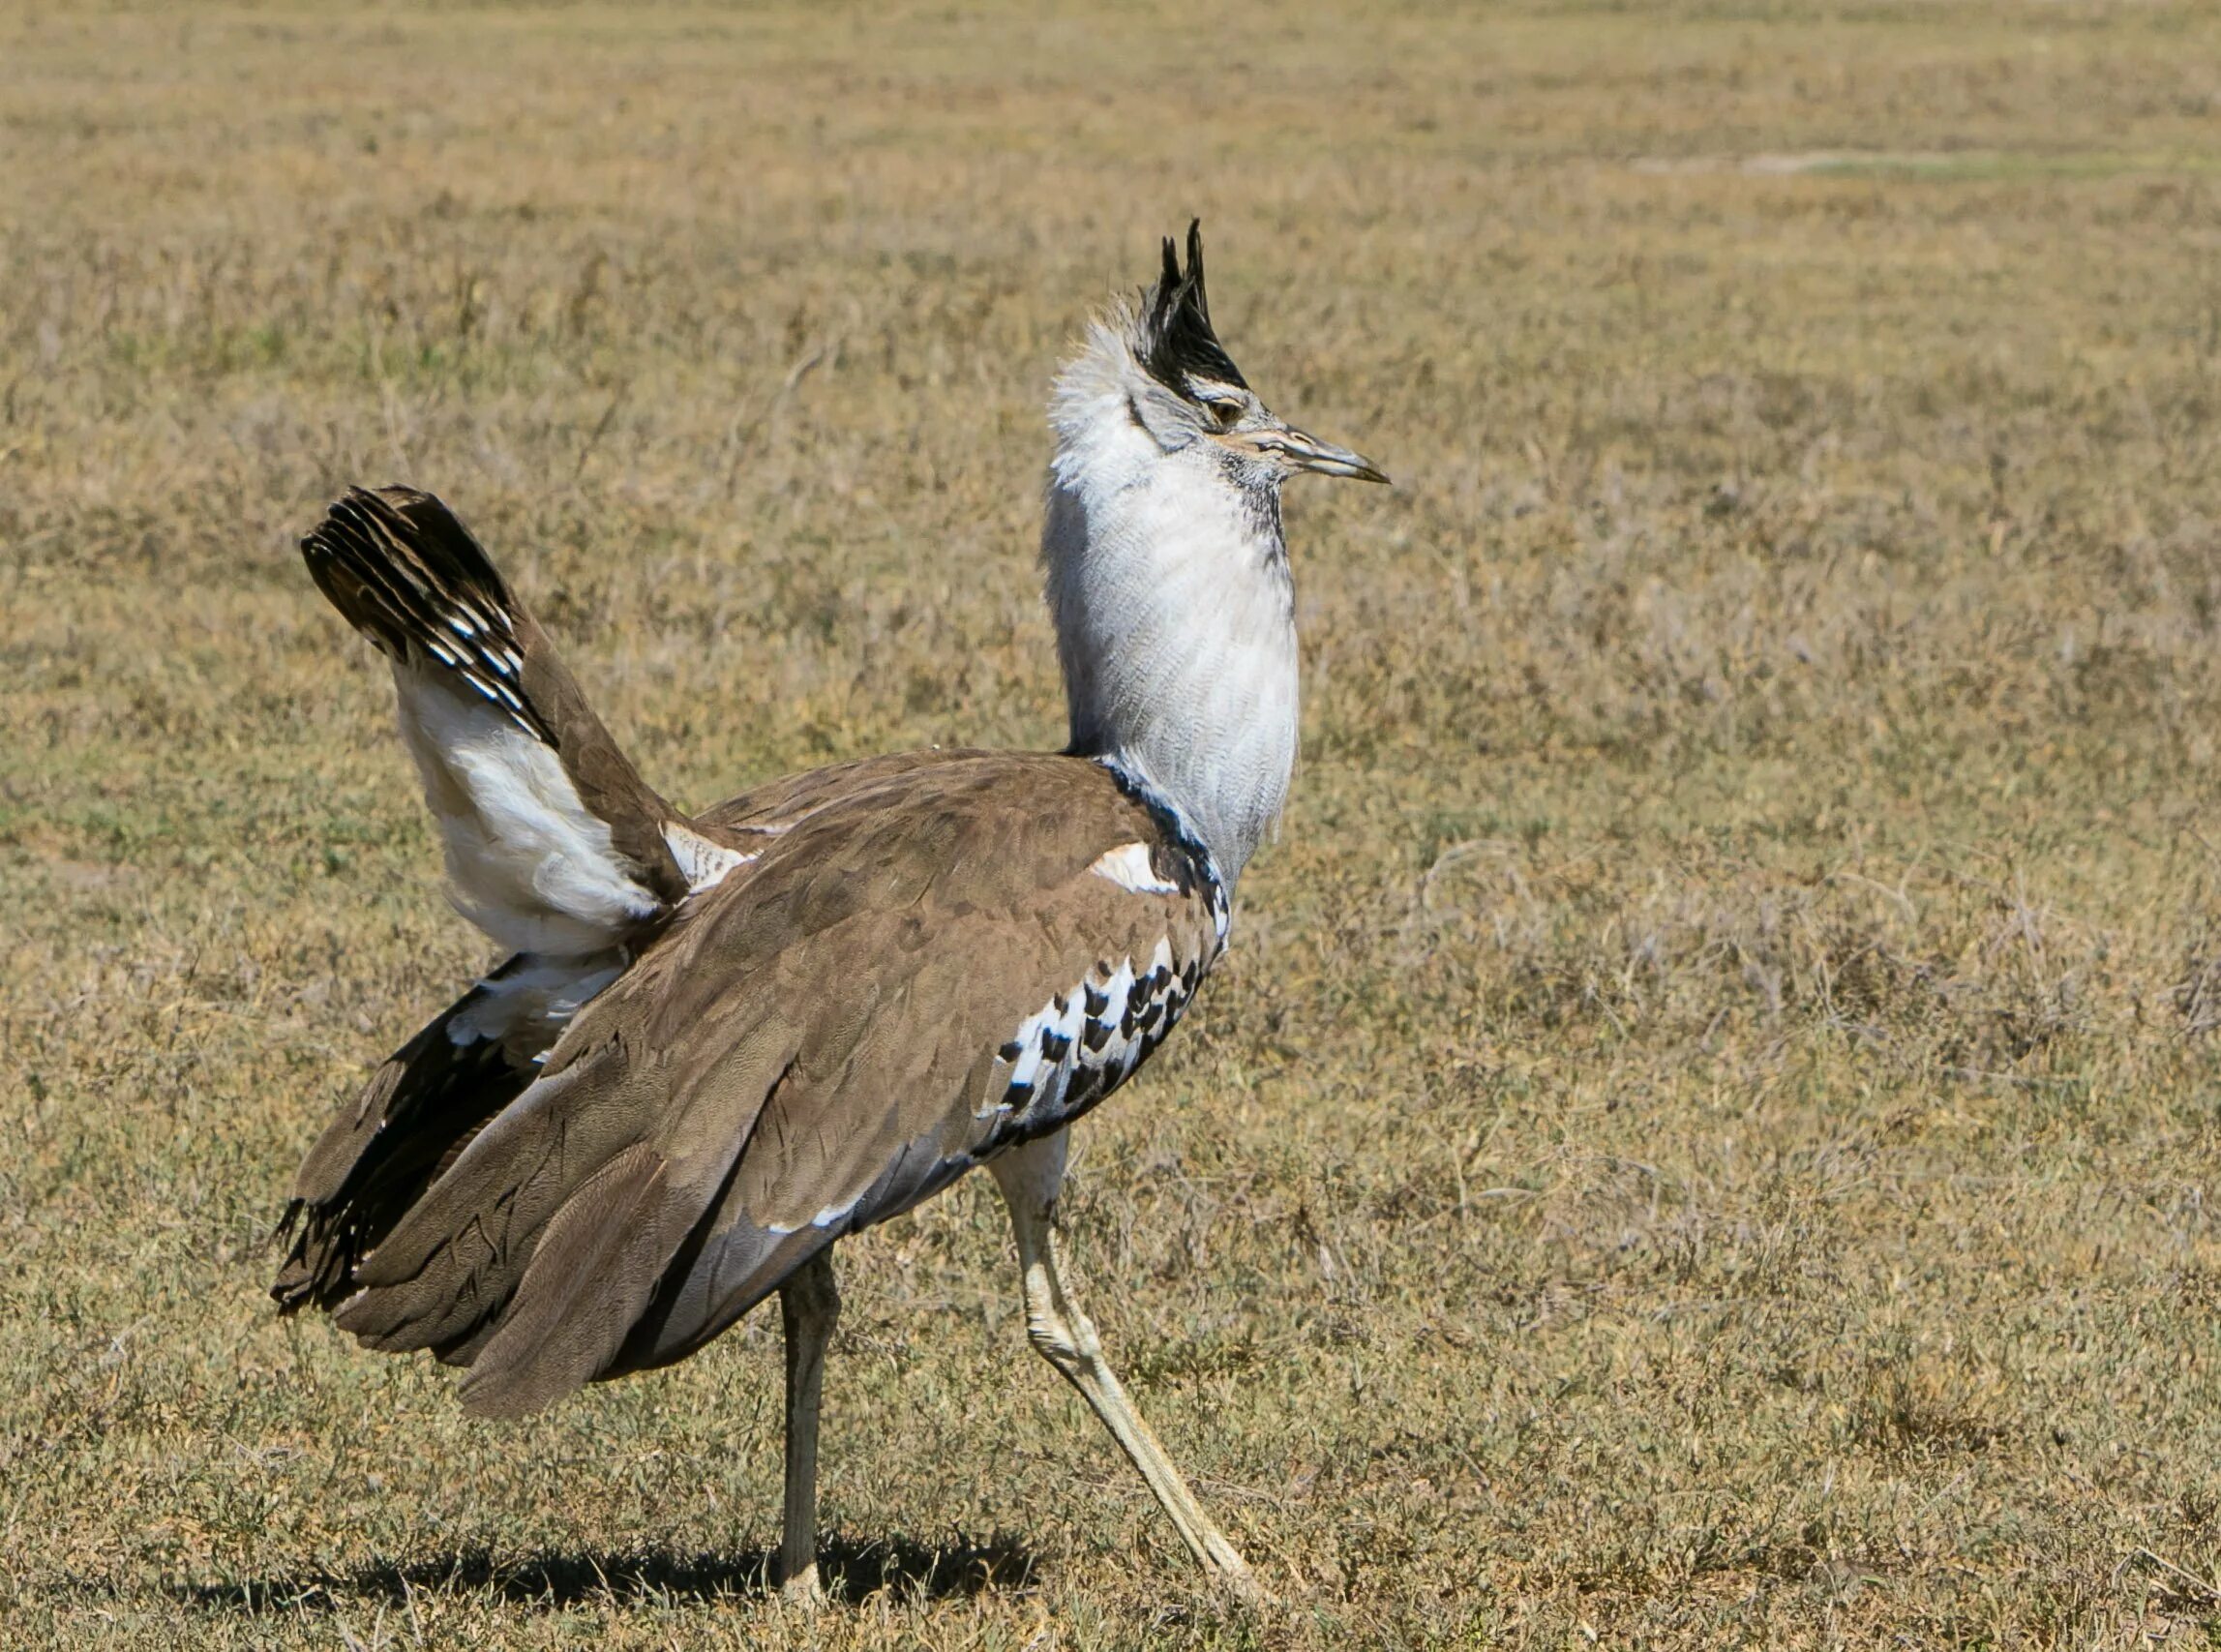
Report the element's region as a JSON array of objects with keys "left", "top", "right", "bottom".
[{"left": 1138, "top": 220, "right": 1248, "bottom": 396}]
